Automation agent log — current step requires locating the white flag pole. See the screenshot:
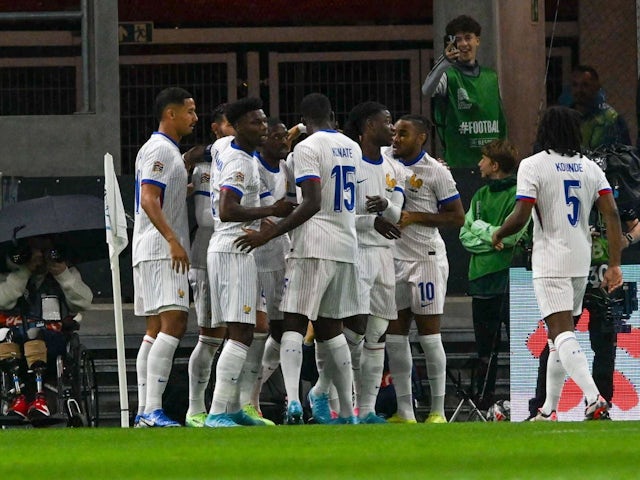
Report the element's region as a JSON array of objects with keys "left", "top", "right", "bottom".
[{"left": 104, "top": 153, "right": 130, "bottom": 428}]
